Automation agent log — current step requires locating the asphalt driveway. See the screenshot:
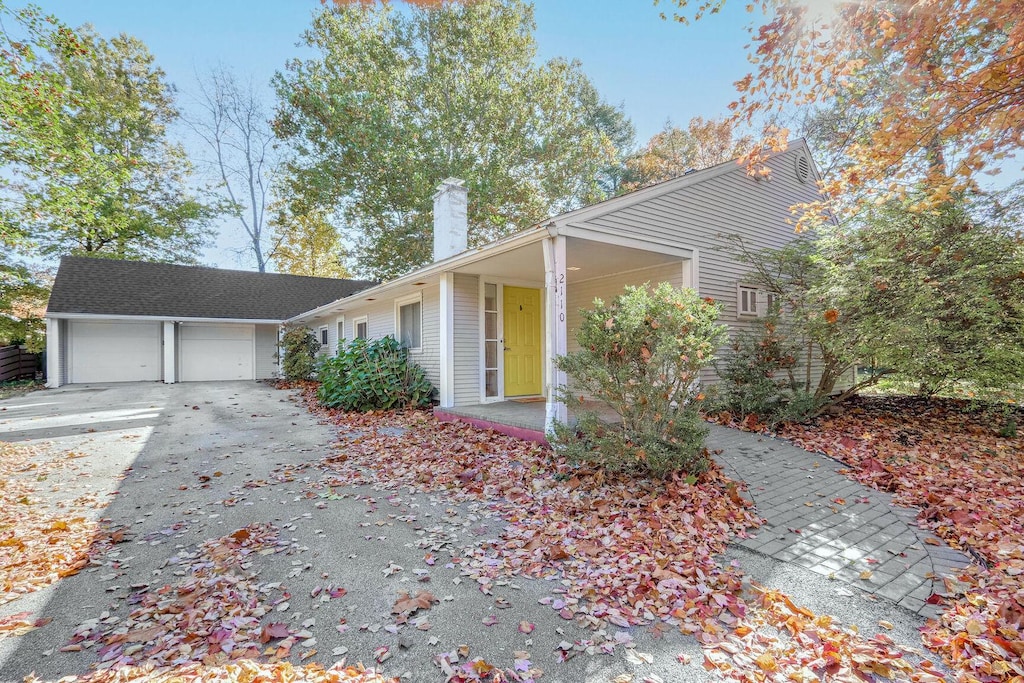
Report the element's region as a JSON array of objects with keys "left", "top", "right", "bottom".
[{"left": 0, "top": 382, "right": 941, "bottom": 682}]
